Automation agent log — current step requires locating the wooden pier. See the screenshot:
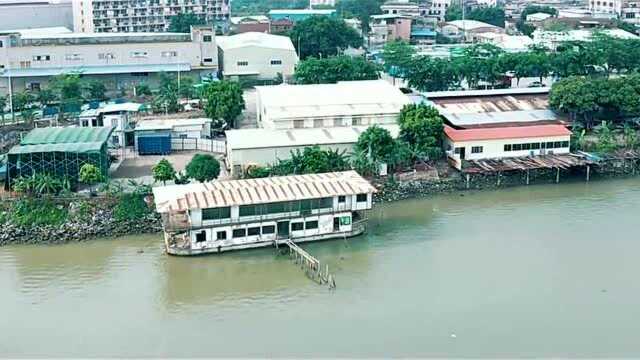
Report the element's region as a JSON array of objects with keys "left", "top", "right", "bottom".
[{"left": 285, "top": 240, "right": 336, "bottom": 289}]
